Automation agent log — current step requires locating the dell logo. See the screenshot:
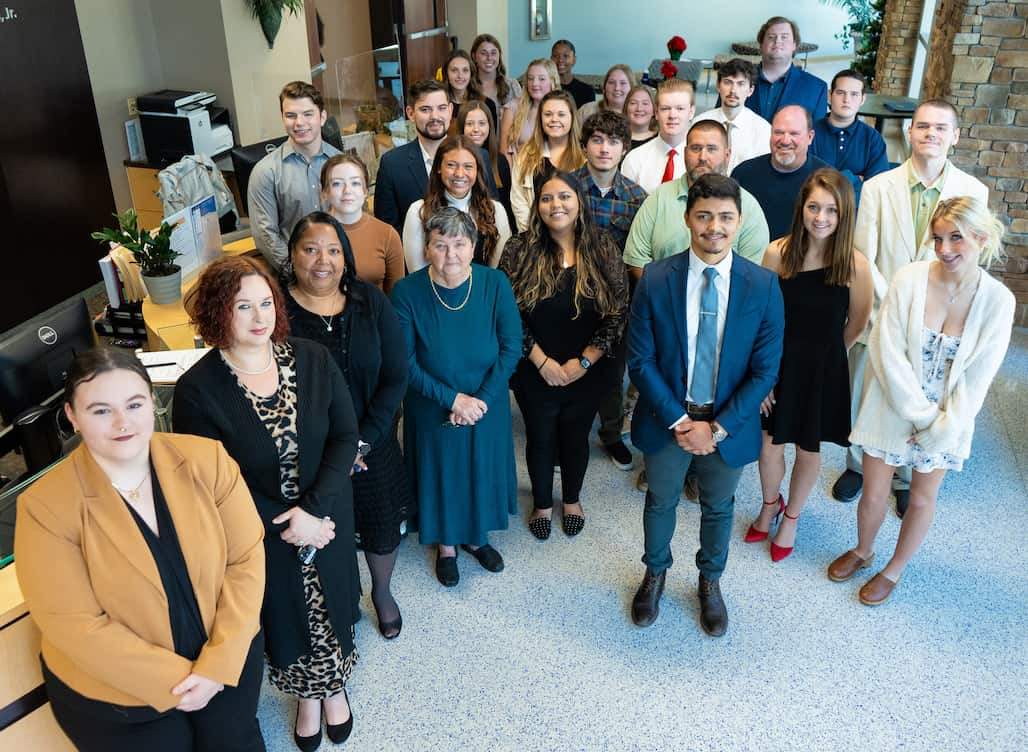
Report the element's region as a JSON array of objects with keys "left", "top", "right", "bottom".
[{"left": 38, "top": 326, "right": 58, "bottom": 345}]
